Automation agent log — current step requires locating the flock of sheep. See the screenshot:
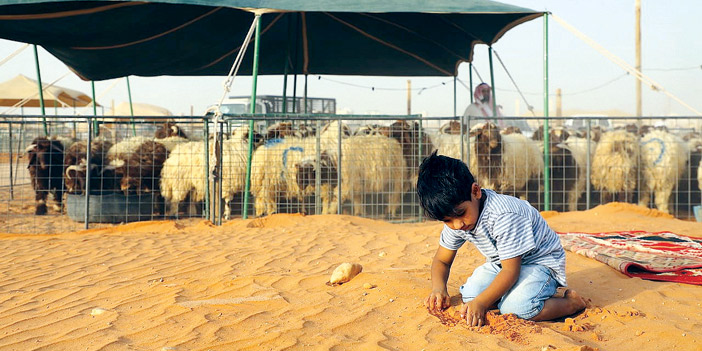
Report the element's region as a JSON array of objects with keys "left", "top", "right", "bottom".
[{"left": 23, "top": 119, "right": 702, "bottom": 222}]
